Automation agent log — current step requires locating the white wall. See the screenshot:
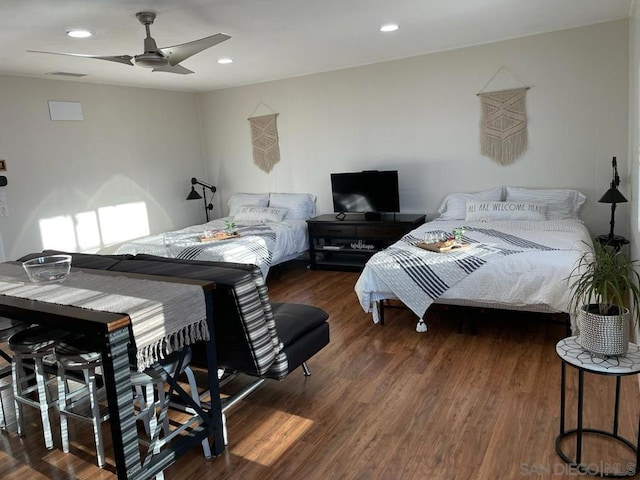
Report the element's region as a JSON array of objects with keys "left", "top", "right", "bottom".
[
  {"left": 199, "top": 20, "right": 629, "bottom": 238},
  {"left": 629, "top": 4, "right": 640, "bottom": 342},
  {"left": 630, "top": 5, "right": 640, "bottom": 256},
  {"left": 0, "top": 76, "right": 207, "bottom": 260},
  {"left": 0, "top": 20, "right": 629, "bottom": 261}
]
